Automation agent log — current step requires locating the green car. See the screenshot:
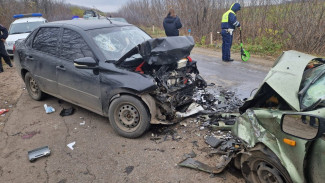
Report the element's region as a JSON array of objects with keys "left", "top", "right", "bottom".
[{"left": 232, "top": 50, "right": 325, "bottom": 183}]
